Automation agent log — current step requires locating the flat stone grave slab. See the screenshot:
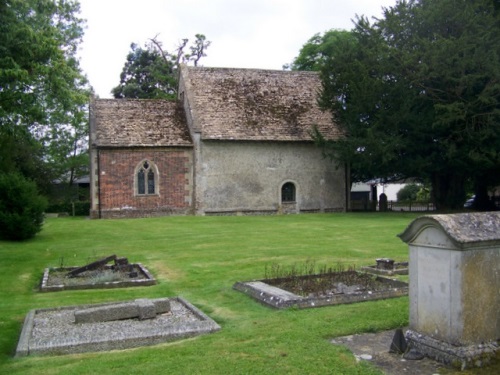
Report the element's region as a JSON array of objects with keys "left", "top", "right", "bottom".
[
  {"left": 40, "top": 263, "right": 156, "bottom": 292},
  {"left": 16, "top": 297, "right": 221, "bottom": 357},
  {"left": 233, "top": 272, "right": 408, "bottom": 309}
]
